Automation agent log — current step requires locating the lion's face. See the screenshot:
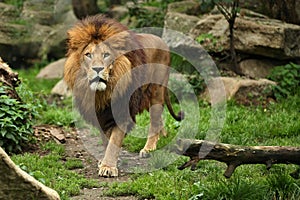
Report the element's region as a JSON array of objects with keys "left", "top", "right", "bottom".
[{"left": 82, "top": 42, "right": 116, "bottom": 91}]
